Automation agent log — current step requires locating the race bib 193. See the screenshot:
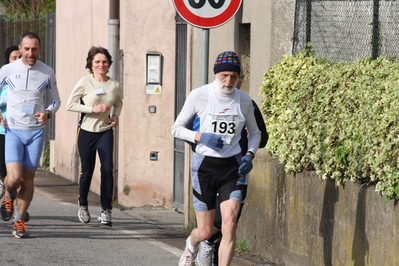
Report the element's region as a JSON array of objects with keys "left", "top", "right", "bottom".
[{"left": 207, "top": 113, "right": 238, "bottom": 144}]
